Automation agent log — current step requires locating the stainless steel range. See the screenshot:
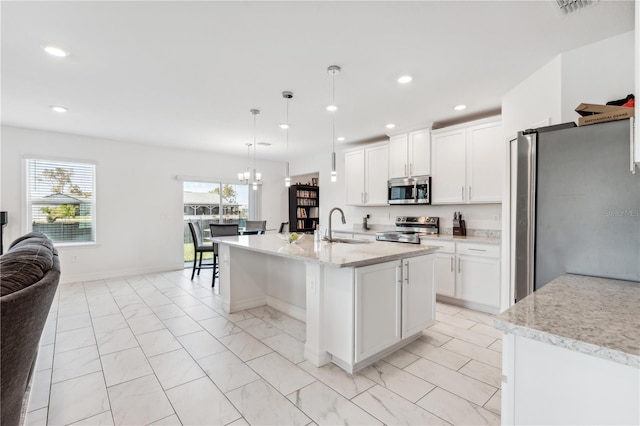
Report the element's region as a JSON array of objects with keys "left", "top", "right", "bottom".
[{"left": 375, "top": 216, "right": 439, "bottom": 244}]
